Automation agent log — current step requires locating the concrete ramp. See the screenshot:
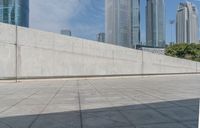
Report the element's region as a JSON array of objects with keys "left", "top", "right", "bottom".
[{"left": 0, "top": 23, "right": 199, "bottom": 79}]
